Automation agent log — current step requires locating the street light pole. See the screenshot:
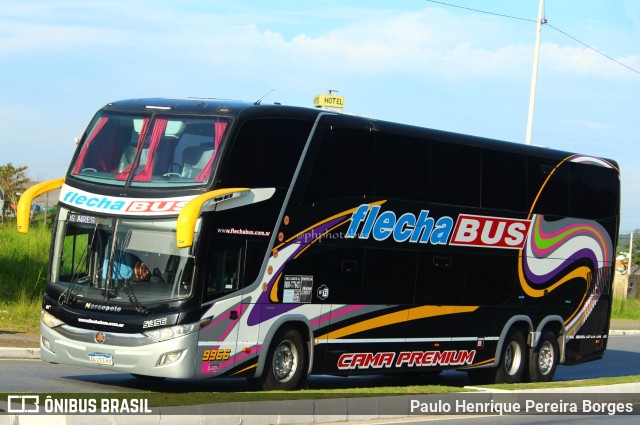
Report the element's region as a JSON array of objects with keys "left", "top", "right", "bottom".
[
  {"left": 525, "top": 0, "right": 545, "bottom": 145},
  {"left": 628, "top": 232, "right": 634, "bottom": 276}
]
